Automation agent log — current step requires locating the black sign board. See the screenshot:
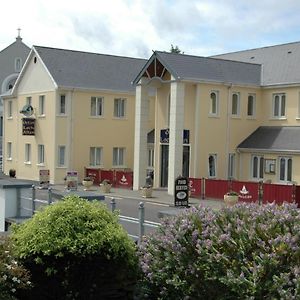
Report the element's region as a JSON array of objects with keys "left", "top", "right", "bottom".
[
  {"left": 22, "top": 118, "right": 35, "bottom": 136},
  {"left": 174, "top": 176, "right": 189, "bottom": 207}
]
